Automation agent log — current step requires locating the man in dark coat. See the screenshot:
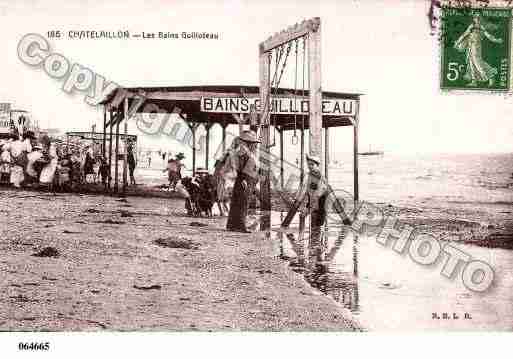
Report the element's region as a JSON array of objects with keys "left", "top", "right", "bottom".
[
  {"left": 226, "top": 130, "right": 260, "bottom": 233},
  {"left": 127, "top": 144, "right": 136, "bottom": 185}
]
